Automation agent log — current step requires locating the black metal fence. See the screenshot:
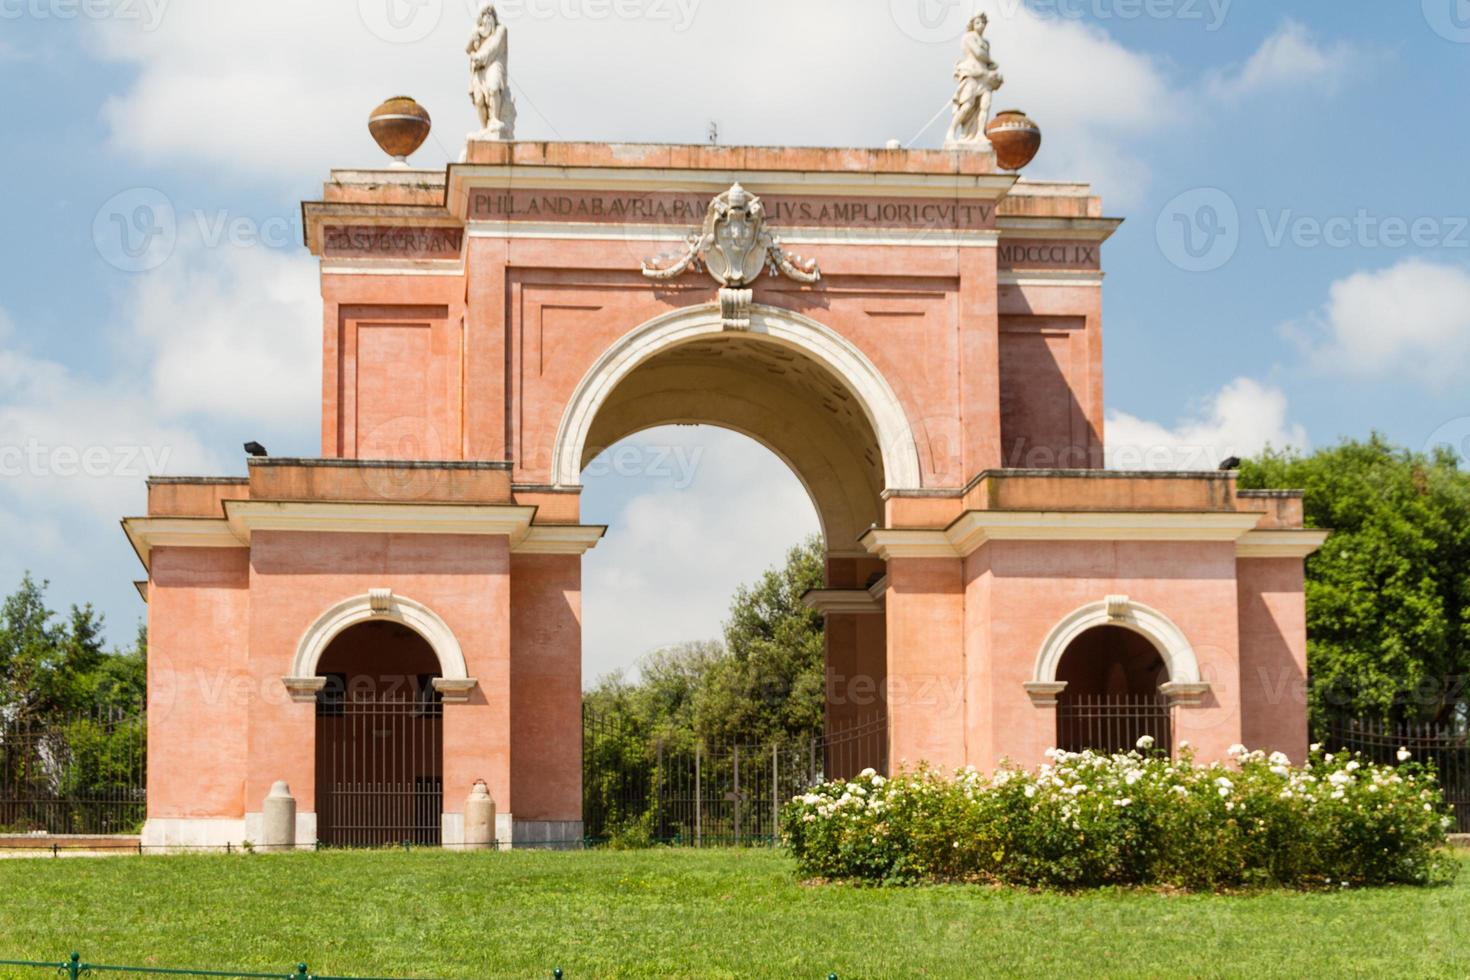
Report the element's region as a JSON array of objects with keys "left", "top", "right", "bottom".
[
  {"left": 1326, "top": 718, "right": 1470, "bottom": 832},
  {"left": 583, "top": 709, "right": 888, "bottom": 846},
  {"left": 1055, "top": 694, "right": 1173, "bottom": 756},
  {"left": 0, "top": 711, "right": 145, "bottom": 835}
]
